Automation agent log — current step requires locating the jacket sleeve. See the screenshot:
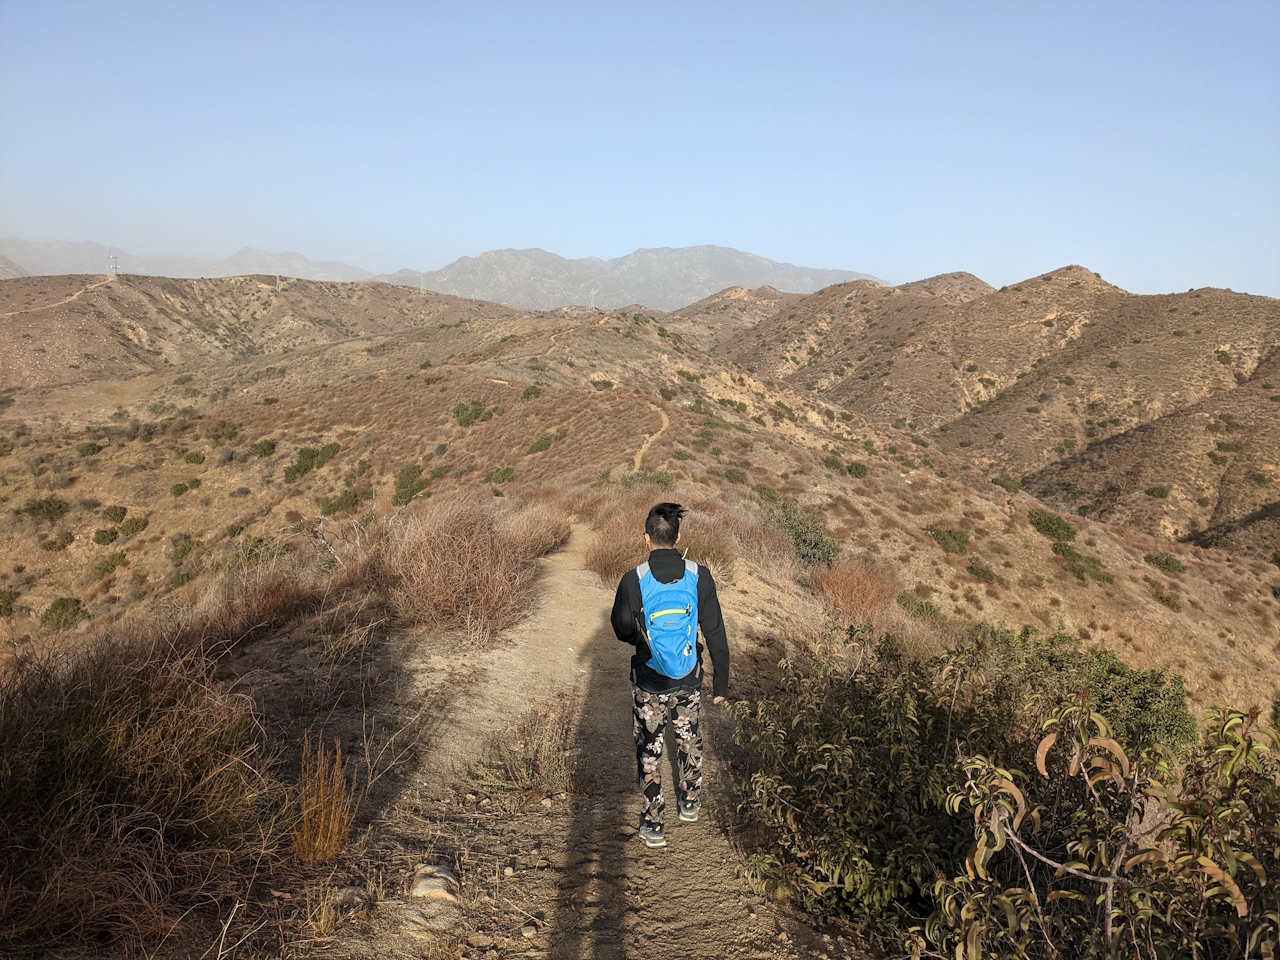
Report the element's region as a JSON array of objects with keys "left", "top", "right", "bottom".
[
  {"left": 611, "top": 569, "right": 642, "bottom": 647},
  {"left": 696, "top": 566, "right": 730, "bottom": 699}
]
